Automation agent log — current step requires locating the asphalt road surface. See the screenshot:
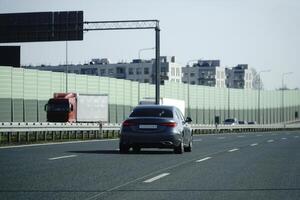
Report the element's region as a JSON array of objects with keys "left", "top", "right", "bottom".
[{"left": 0, "top": 131, "right": 299, "bottom": 200}]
